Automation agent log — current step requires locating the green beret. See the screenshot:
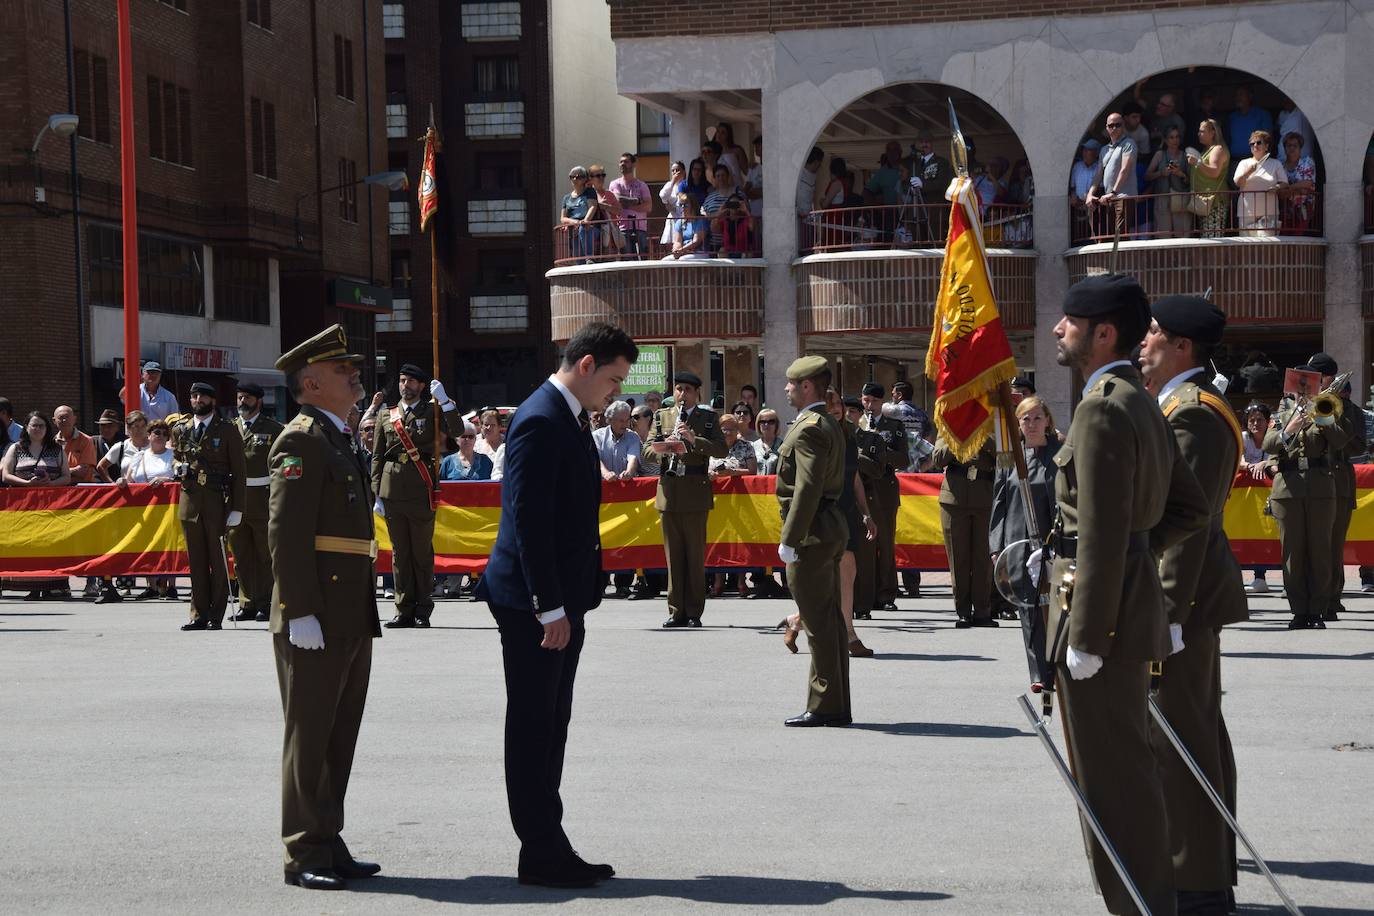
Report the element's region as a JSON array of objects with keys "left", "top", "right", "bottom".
[
  {"left": 275, "top": 324, "right": 363, "bottom": 376},
  {"left": 786, "top": 355, "right": 830, "bottom": 381}
]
